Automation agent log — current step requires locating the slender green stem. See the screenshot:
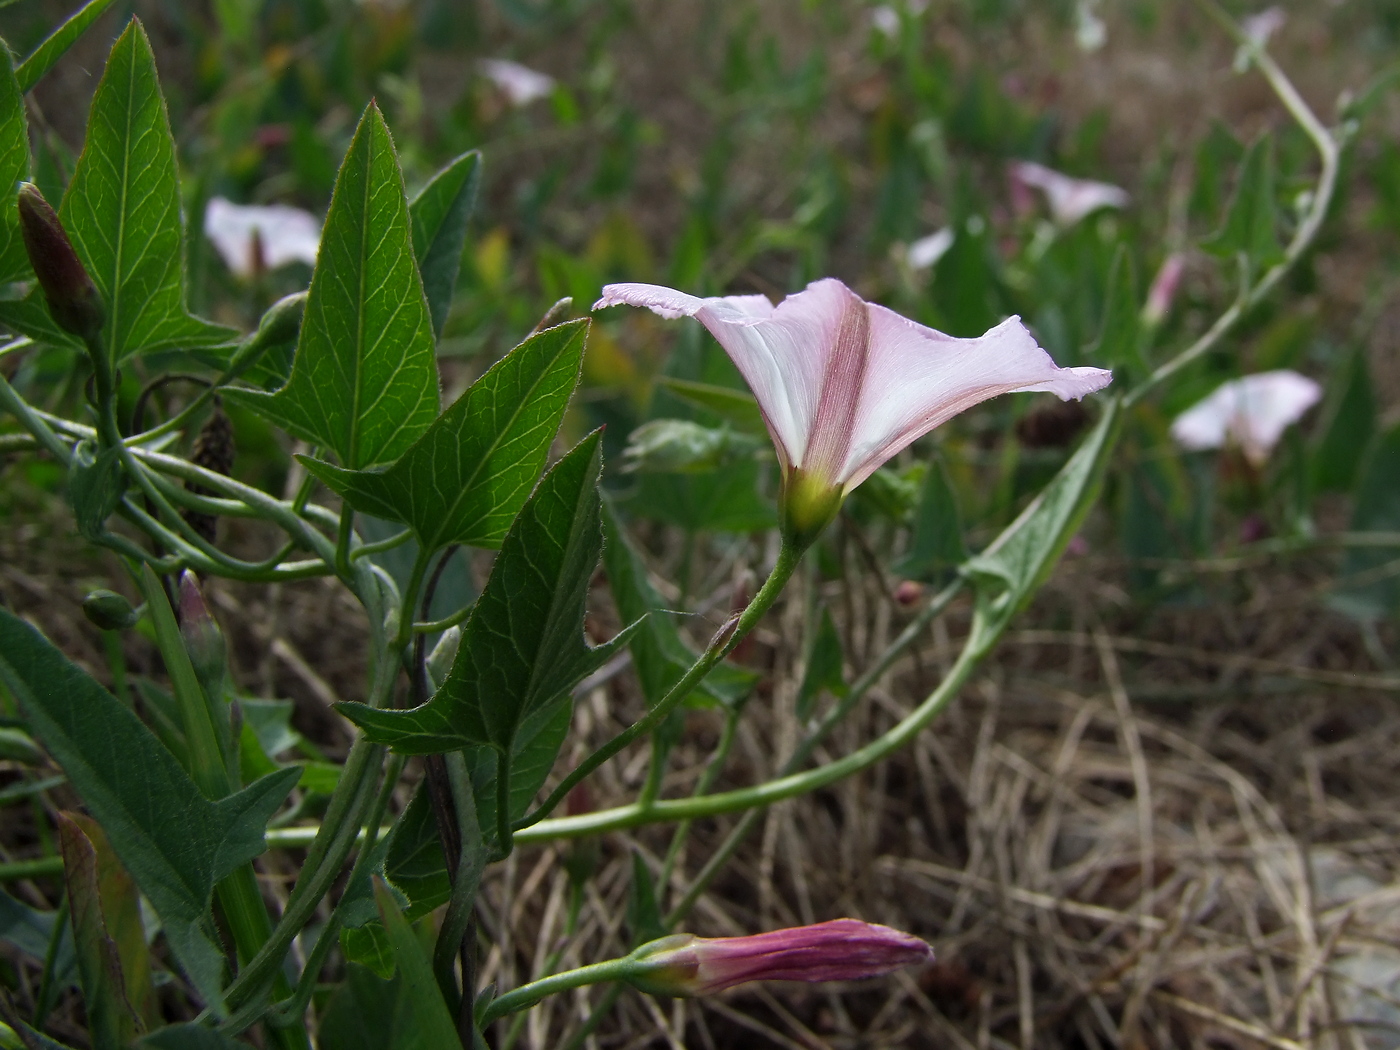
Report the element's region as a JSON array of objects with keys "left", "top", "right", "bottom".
[
  {"left": 658, "top": 701, "right": 743, "bottom": 897},
  {"left": 336, "top": 505, "right": 354, "bottom": 581},
  {"left": 395, "top": 546, "right": 432, "bottom": 652},
  {"left": 414, "top": 602, "right": 474, "bottom": 634},
  {"left": 1132, "top": 0, "right": 1341, "bottom": 404},
  {"left": 480, "top": 957, "right": 641, "bottom": 1025},
  {"left": 352, "top": 528, "right": 413, "bottom": 561},
  {"left": 0, "top": 373, "right": 72, "bottom": 462},
  {"left": 516, "top": 540, "right": 805, "bottom": 830},
  {"left": 496, "top": 749, "right": 514, "bottom": 859}
]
